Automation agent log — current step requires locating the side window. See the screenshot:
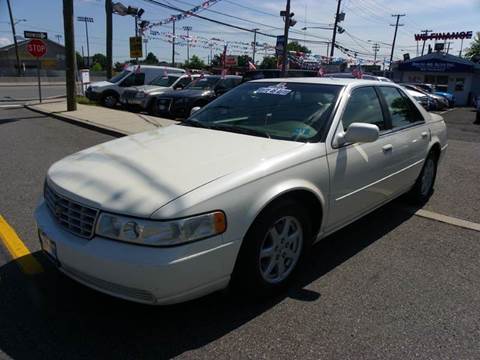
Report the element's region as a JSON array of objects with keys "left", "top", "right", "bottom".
[
  {"left": 342, "top": 87, "right": 385, "bottom": 131},
  {"left": 121, "top": 73, "right": 145, "bottom": 87},
  {"left": 378, "top": 87, "right": 423, "bottom": 128},
  {"left": 220, "top": 78, "right": 236, "bottom": 90},
  {"left": 178, "top": 77, "right": 192, "bottom": 87}
]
